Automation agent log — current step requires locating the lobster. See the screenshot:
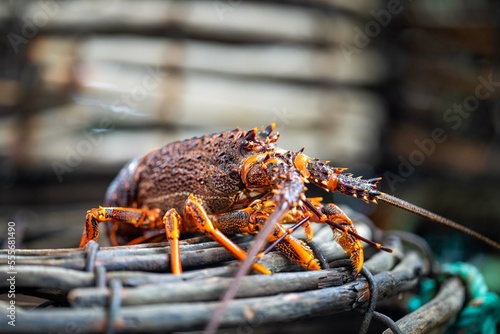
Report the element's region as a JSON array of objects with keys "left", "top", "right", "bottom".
[{"left": 79, "top": 124, "right": 499, "bottom": 277}]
